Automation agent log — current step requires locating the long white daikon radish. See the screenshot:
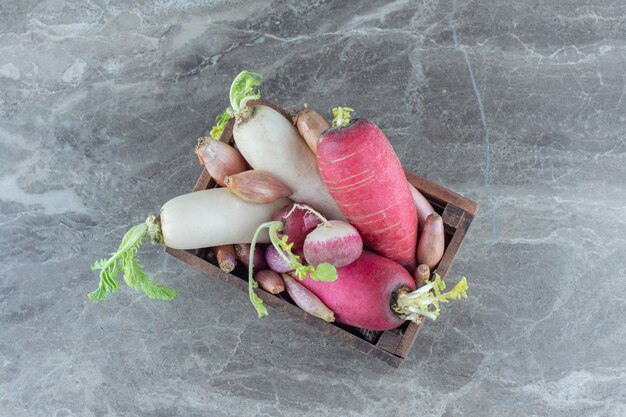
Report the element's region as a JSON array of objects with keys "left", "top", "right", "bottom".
[
  {"left": 89, "top": 187, "right": 290, "bottom": 302},
  {"left": 211, "top": 71, "right": 345, "bottom": 221}
]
